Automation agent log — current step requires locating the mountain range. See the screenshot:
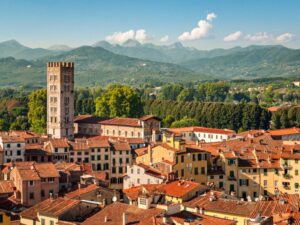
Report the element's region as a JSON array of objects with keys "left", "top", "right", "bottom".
[{"left": 0, "top": 39, "right": 299, "bottom": 88}]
